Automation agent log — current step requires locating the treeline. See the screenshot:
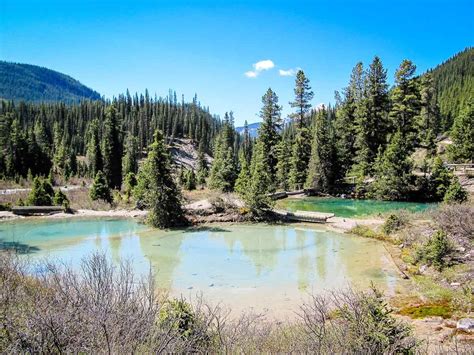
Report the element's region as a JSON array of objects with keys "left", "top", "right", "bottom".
[
  {"left": 429, "top": 47, "right": 473, "bottom": 131},
  {"left": 210, "top": 57, "right": 471, "bottom": 215},
  {"left": 0, "top": 90, "right": 224, "bottom": 184}
]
